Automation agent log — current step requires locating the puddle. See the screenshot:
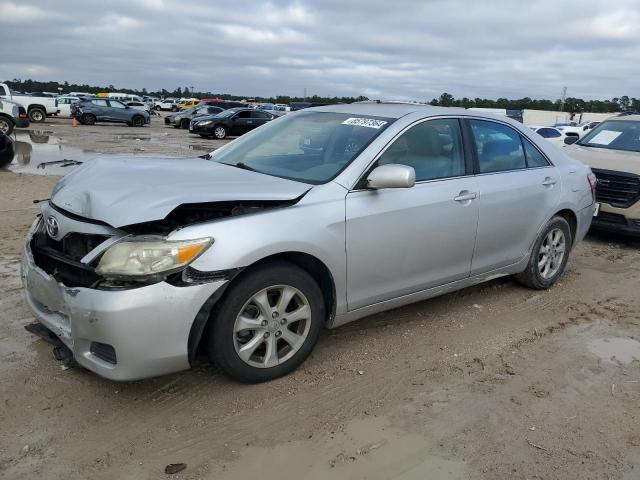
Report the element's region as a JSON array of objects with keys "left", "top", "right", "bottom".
[
  {"left": 2, "top": 130, "right": 98, "bottom": 175},
  {"left": 587, "top": 337, "right": 640, "bottom": 364},
  {"left": 209, "top": 416, "right": 466, "bottom": 479}
]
